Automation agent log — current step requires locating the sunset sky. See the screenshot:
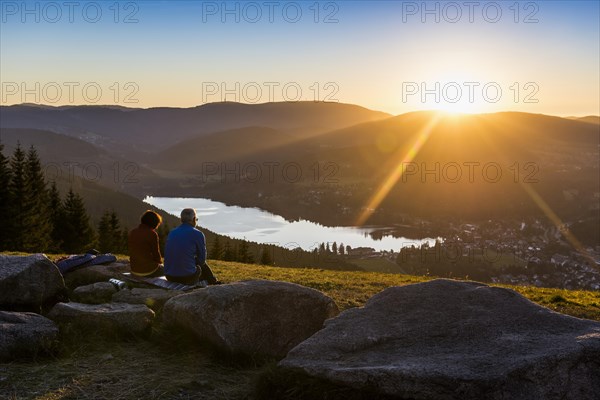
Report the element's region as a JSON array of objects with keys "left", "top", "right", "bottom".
[{"left": 1, "top": 1, "right": 598, "bottom": 116}]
